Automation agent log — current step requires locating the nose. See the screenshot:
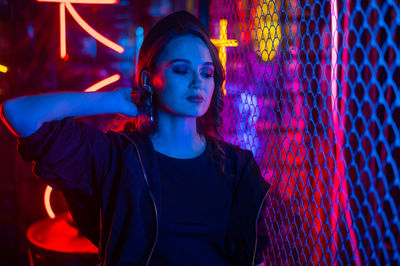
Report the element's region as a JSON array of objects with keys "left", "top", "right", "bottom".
[{"left": 189, "top": 70, "right": 203, "bottom": 89}]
